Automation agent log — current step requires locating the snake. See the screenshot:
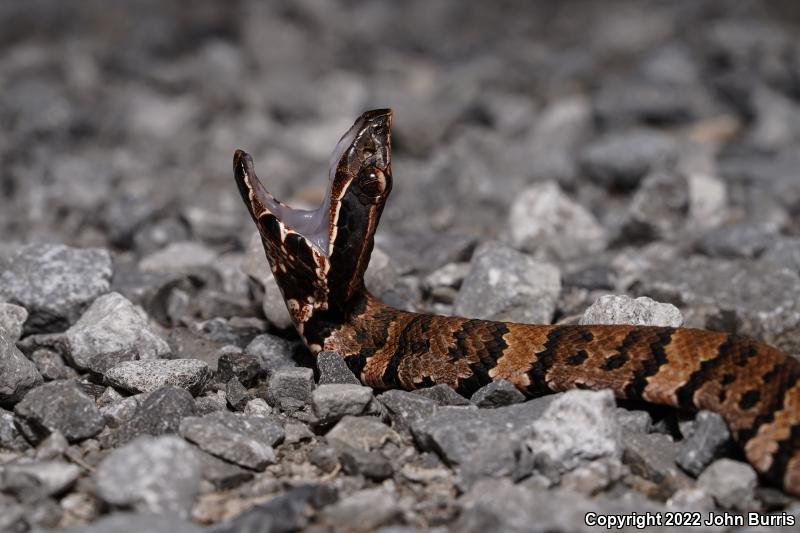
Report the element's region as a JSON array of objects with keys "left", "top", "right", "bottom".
[{"left": 233, "top": 108, "right": 800, "bottom": 497}]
